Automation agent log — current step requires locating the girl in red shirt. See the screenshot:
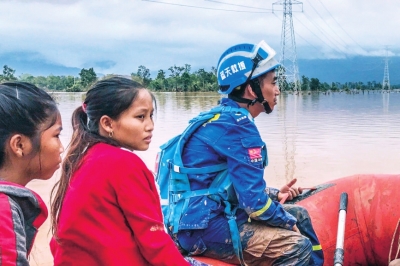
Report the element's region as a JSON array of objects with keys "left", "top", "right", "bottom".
[{"left": 50, "top": 77, "right": 201, "bottom": 265}]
